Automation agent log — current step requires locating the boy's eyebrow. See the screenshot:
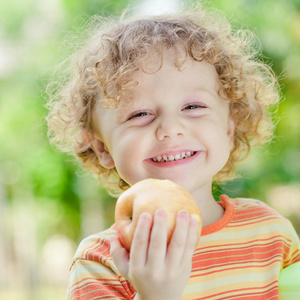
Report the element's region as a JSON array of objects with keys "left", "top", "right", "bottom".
[{"left": 189, "top": 87, "right": 220, "bottom": 100}]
